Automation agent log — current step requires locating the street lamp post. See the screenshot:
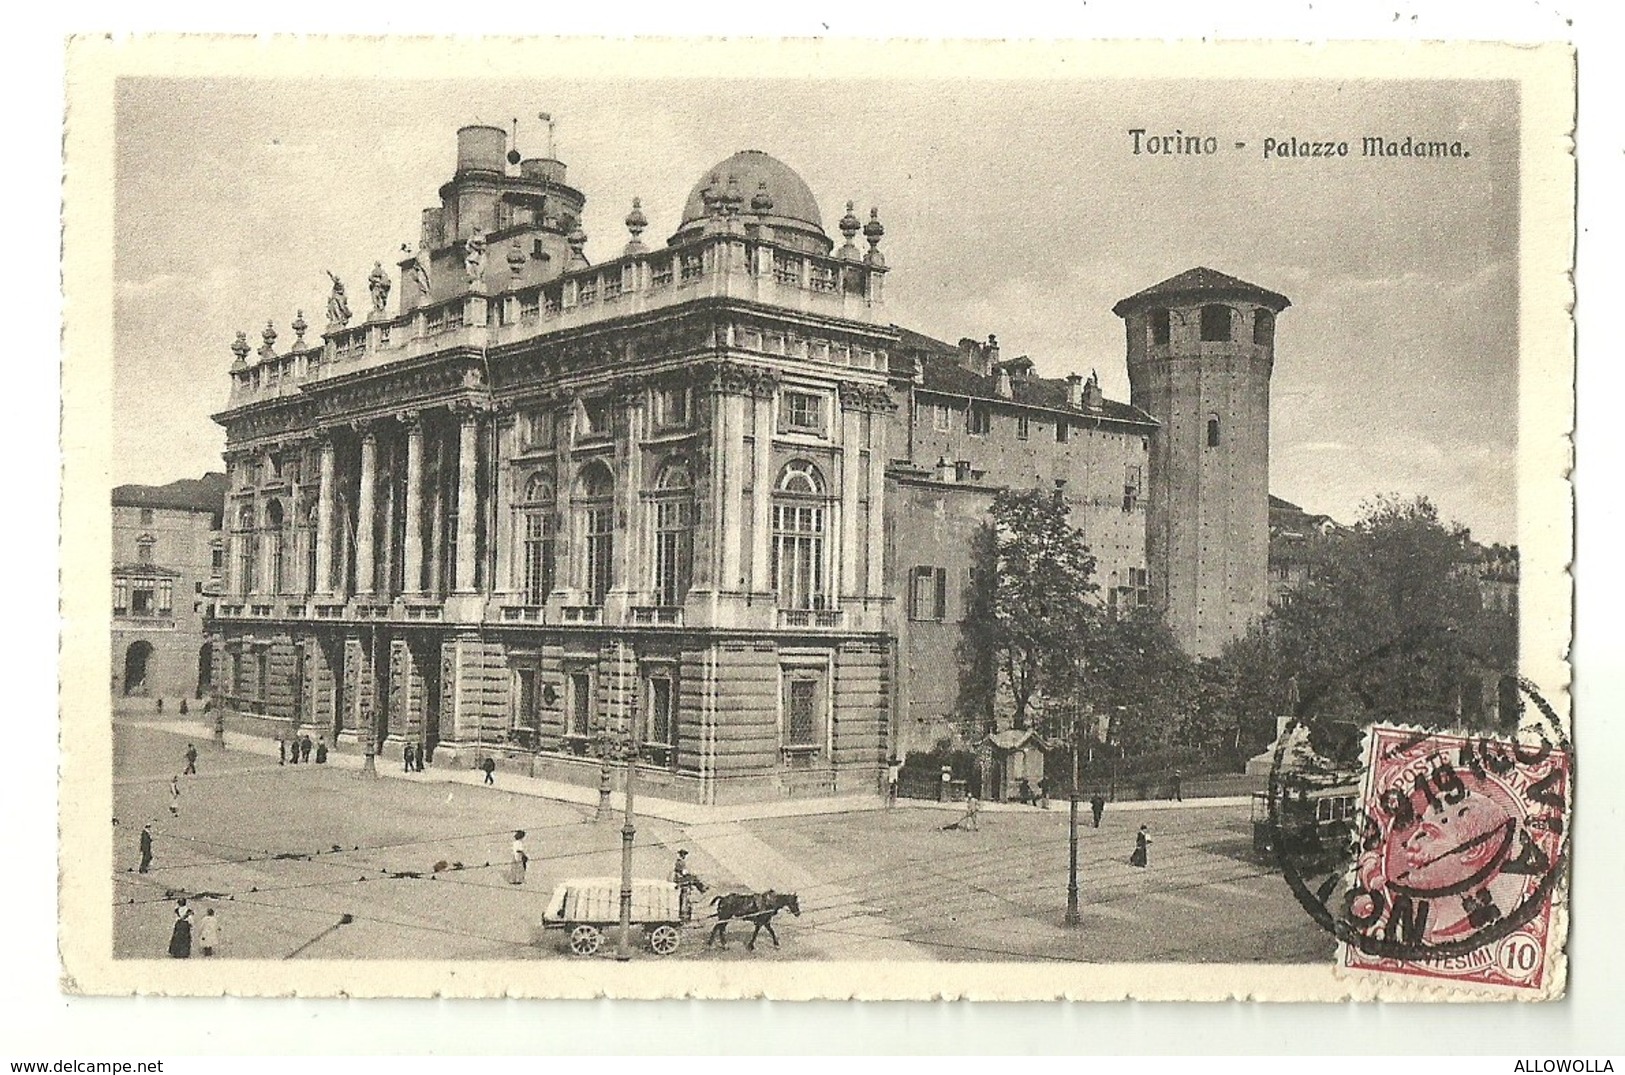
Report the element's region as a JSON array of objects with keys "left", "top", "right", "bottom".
[
  {"left": 616, "top": 735, "right": 638, "bottom": 961},
  {"left": 1065, "top": 713, "right": 1081, "bottom": 927},
  {"left": 595, "top": 731, "right": 614, "bottom": 822}
]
